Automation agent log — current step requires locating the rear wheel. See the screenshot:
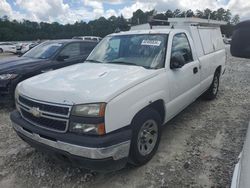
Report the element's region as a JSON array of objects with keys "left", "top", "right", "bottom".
[
  {"left": 203, "top": 72, "right": 220, "bottom": 100},
  {"left": 129, "top": 108, "right": 161, "bottom": 166},
  {"left": 0, "top": 48, "right": 3, "bottom": 53}
]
